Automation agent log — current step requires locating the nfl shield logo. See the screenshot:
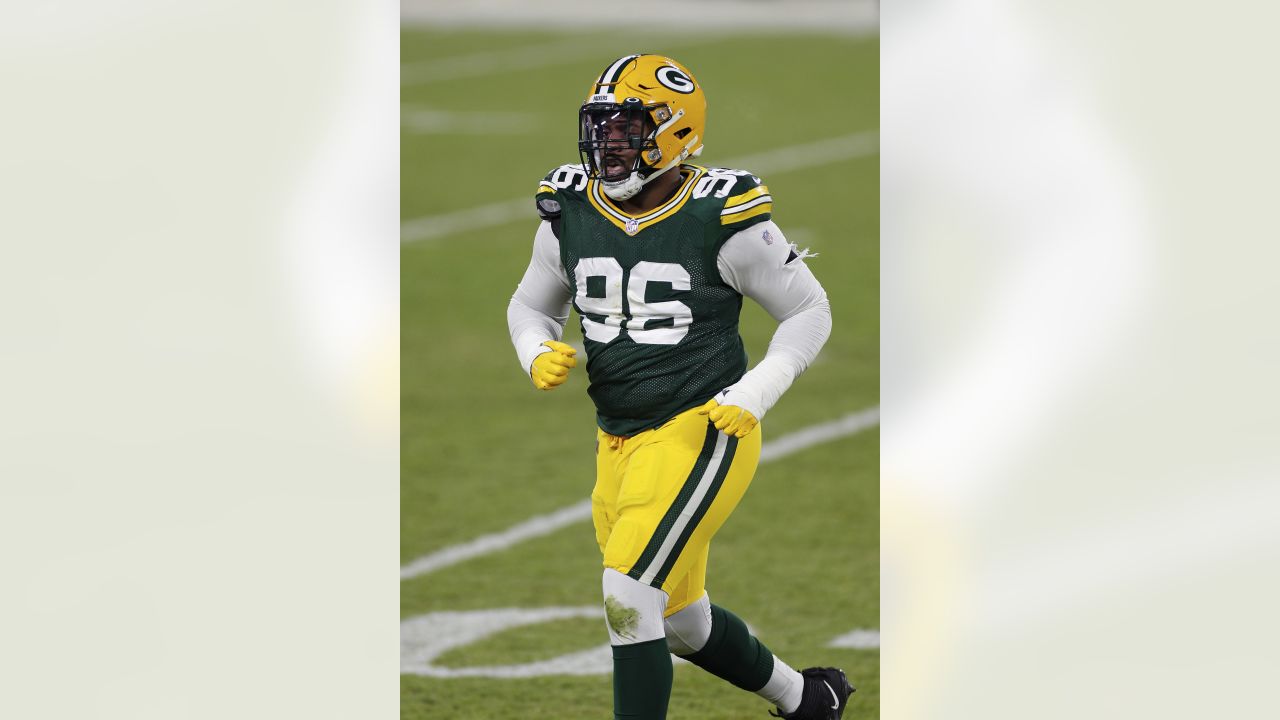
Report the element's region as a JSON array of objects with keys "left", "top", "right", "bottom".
[{"left": 625, "top": 218, "right": 640, "bottom": 235}]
